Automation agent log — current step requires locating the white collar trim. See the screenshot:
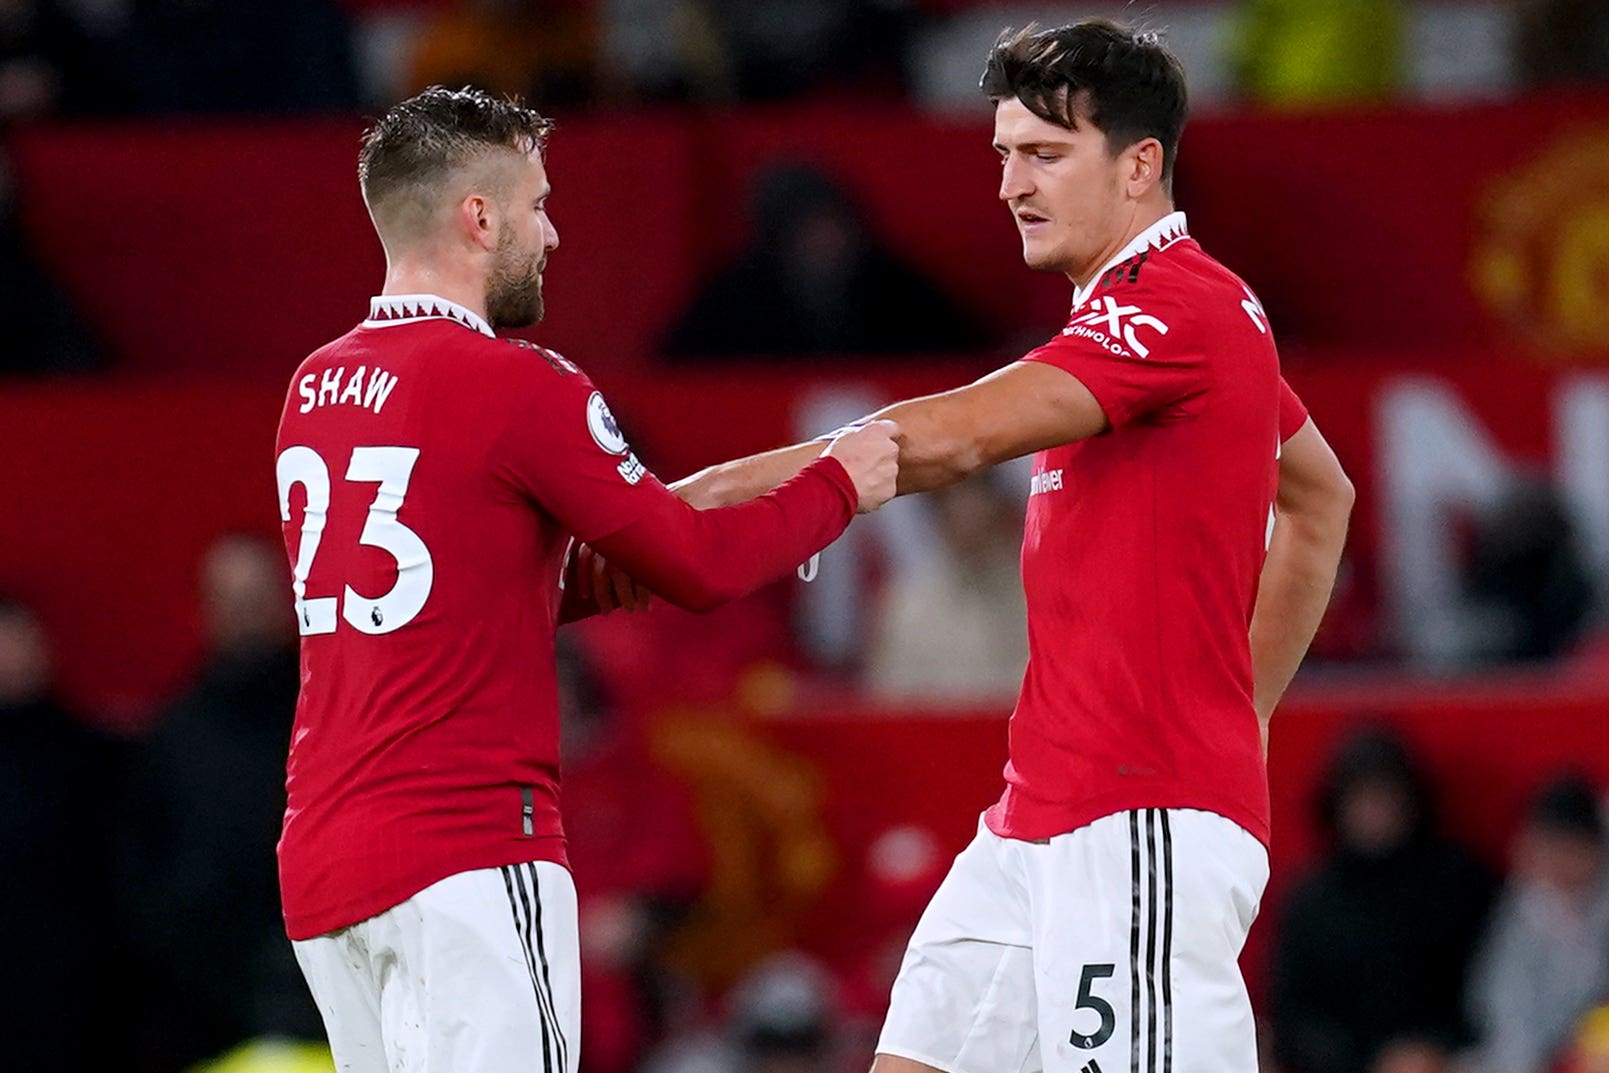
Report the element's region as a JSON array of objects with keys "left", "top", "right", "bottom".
[
  {"left": 1071, "top": 211, "right": 1190, "bottom": 309},
  {"left": 363, "top": 294, "right": 495, "bottom": 338}
]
